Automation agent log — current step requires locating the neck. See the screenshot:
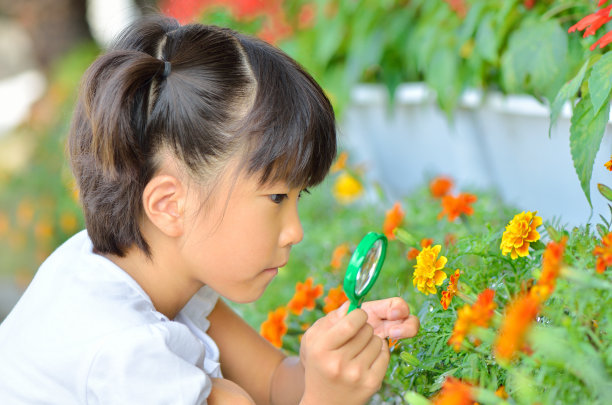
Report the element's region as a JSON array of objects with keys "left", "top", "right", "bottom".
[{"left": 102, "top": 242, "right": 203, "bottom": 320}]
